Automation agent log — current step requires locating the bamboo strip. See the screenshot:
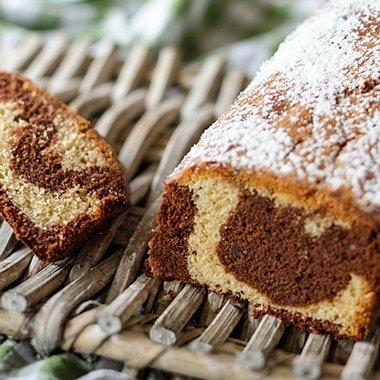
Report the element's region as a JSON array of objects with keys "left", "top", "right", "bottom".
[
  {"left": 240, "top": 317, "right": 255, "bottom": 343},
  {"left": 48, "top": 37, "right": 91, "bottom": 85},
  {"left": 147, "top": 104, "right": 214, "bottom": 204},
  {"left": 119, "top": 206, "right": 145, "bottom": 228},
  {"left": 177, "top": 62, "right": 200, "bottom": 90},
  {"left": 189, "top": 300, "right": 245, "bottom": 353},
  {"left": 128, "top": 165, "right": 157, "bottom": 206},
  {"left": 49, "top": 77, "right": 81, "bottom": 103},
  {"left": 149, "top": 284, "right": 206, "bottom": 345},
  {"left": 237, "top": 314, "right": 286, "bottom": 371},
  {"left": 1, "top": 257, "right": 72, "bottom": 312},
  {"left": 281, "top": 328, "right": 308, "bottom": 355},
  {"left": 152, "top": 344, "right": 282, "bottom": 380},
  {"left": 61, "top": 307, "right": 105, "bottom": 351},
  {"left": 124, "top": 314, "right": 158, "bottom": 330},
  {"left": 79, "top": 42, "right": 118, "bottom": 94},
  {"left": 32, "top": 251, "right": 122, "bottom": 355},
  {"left": 0, "top": 221, "right": 18, "bottom": 260},
  {"left": 292, "top": 333, "right": 333, "bottom": 380},
  {"left": 69, "top": 82, "right": 112, "bottom": 119},
  {"left": 140, "top": 286, "right": 160, "bottom": 315},
  {"left": 341, "top": 325, "right": 380, "bottom": 380},
  {"left": 68, "top": 211, "right": 128, "bottom": 282},
  {"left": 112, "top": 43, "right": 152, "bottom": 102},
  {"left": 70, "top": 323, "right": 111, "bottom": 355},
  {"left": 0, "top": 309, "right": 25, "bottom": 337},
  {"left": 95, "top": 88, "right": 146, "bottom": 143},
  {"left": 176, "top": 327, "right": 205, "bottom": 346},
  {"left": 330, "top": 339, "right": 354, "bottom": 365},
  {"left": 180, "top": 54, "right": 225, "bottom": 120},
  {"left": 118, "top": 94, "right": 184, "bottom": 179},
  {"left": 97, "top": 274, "right": 161, "bottom": 335},
  {"left": 240, "top": 304, "right": 262, "bottom": 342},
  {"left": 82, "top": 328, "right": 168, "bottom": 369},
  {"left": 214, "top": 68, "right": 247, "bottom": 117},
  {"left": 23, "top": 33, "right": 69, "bottom": 80},
  {"left": 112, "top": 208, "right": 144, "bottom": 249},
  {"left": 198, "top": 292, "right": 227, "bottom": 328},
  {"left": 154, "top": 280, "right": 184, "bottom": 315},
  {"left": 122, "top": 365, "right": 141, "bottom": 379},
  {"left": 0, "top": 247, "right": 33, "bottom": 291},
  {"left": 145, "top": 46, "right": 180, "bottom": 110},
  {"left": 106, "top": 196, "right": 161, "bottom": 303},
  {"left": 216, "top": 338, "right": 247, "bottom": 355},
  {"left": 72, "top": 300, "right": 102, "bottom": 317},
  {"left": 1, "top": 33, "right": 42, "bottom": 72},
  {"left": 22, "top": 255, "right": 48, "bottom": 280}
]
